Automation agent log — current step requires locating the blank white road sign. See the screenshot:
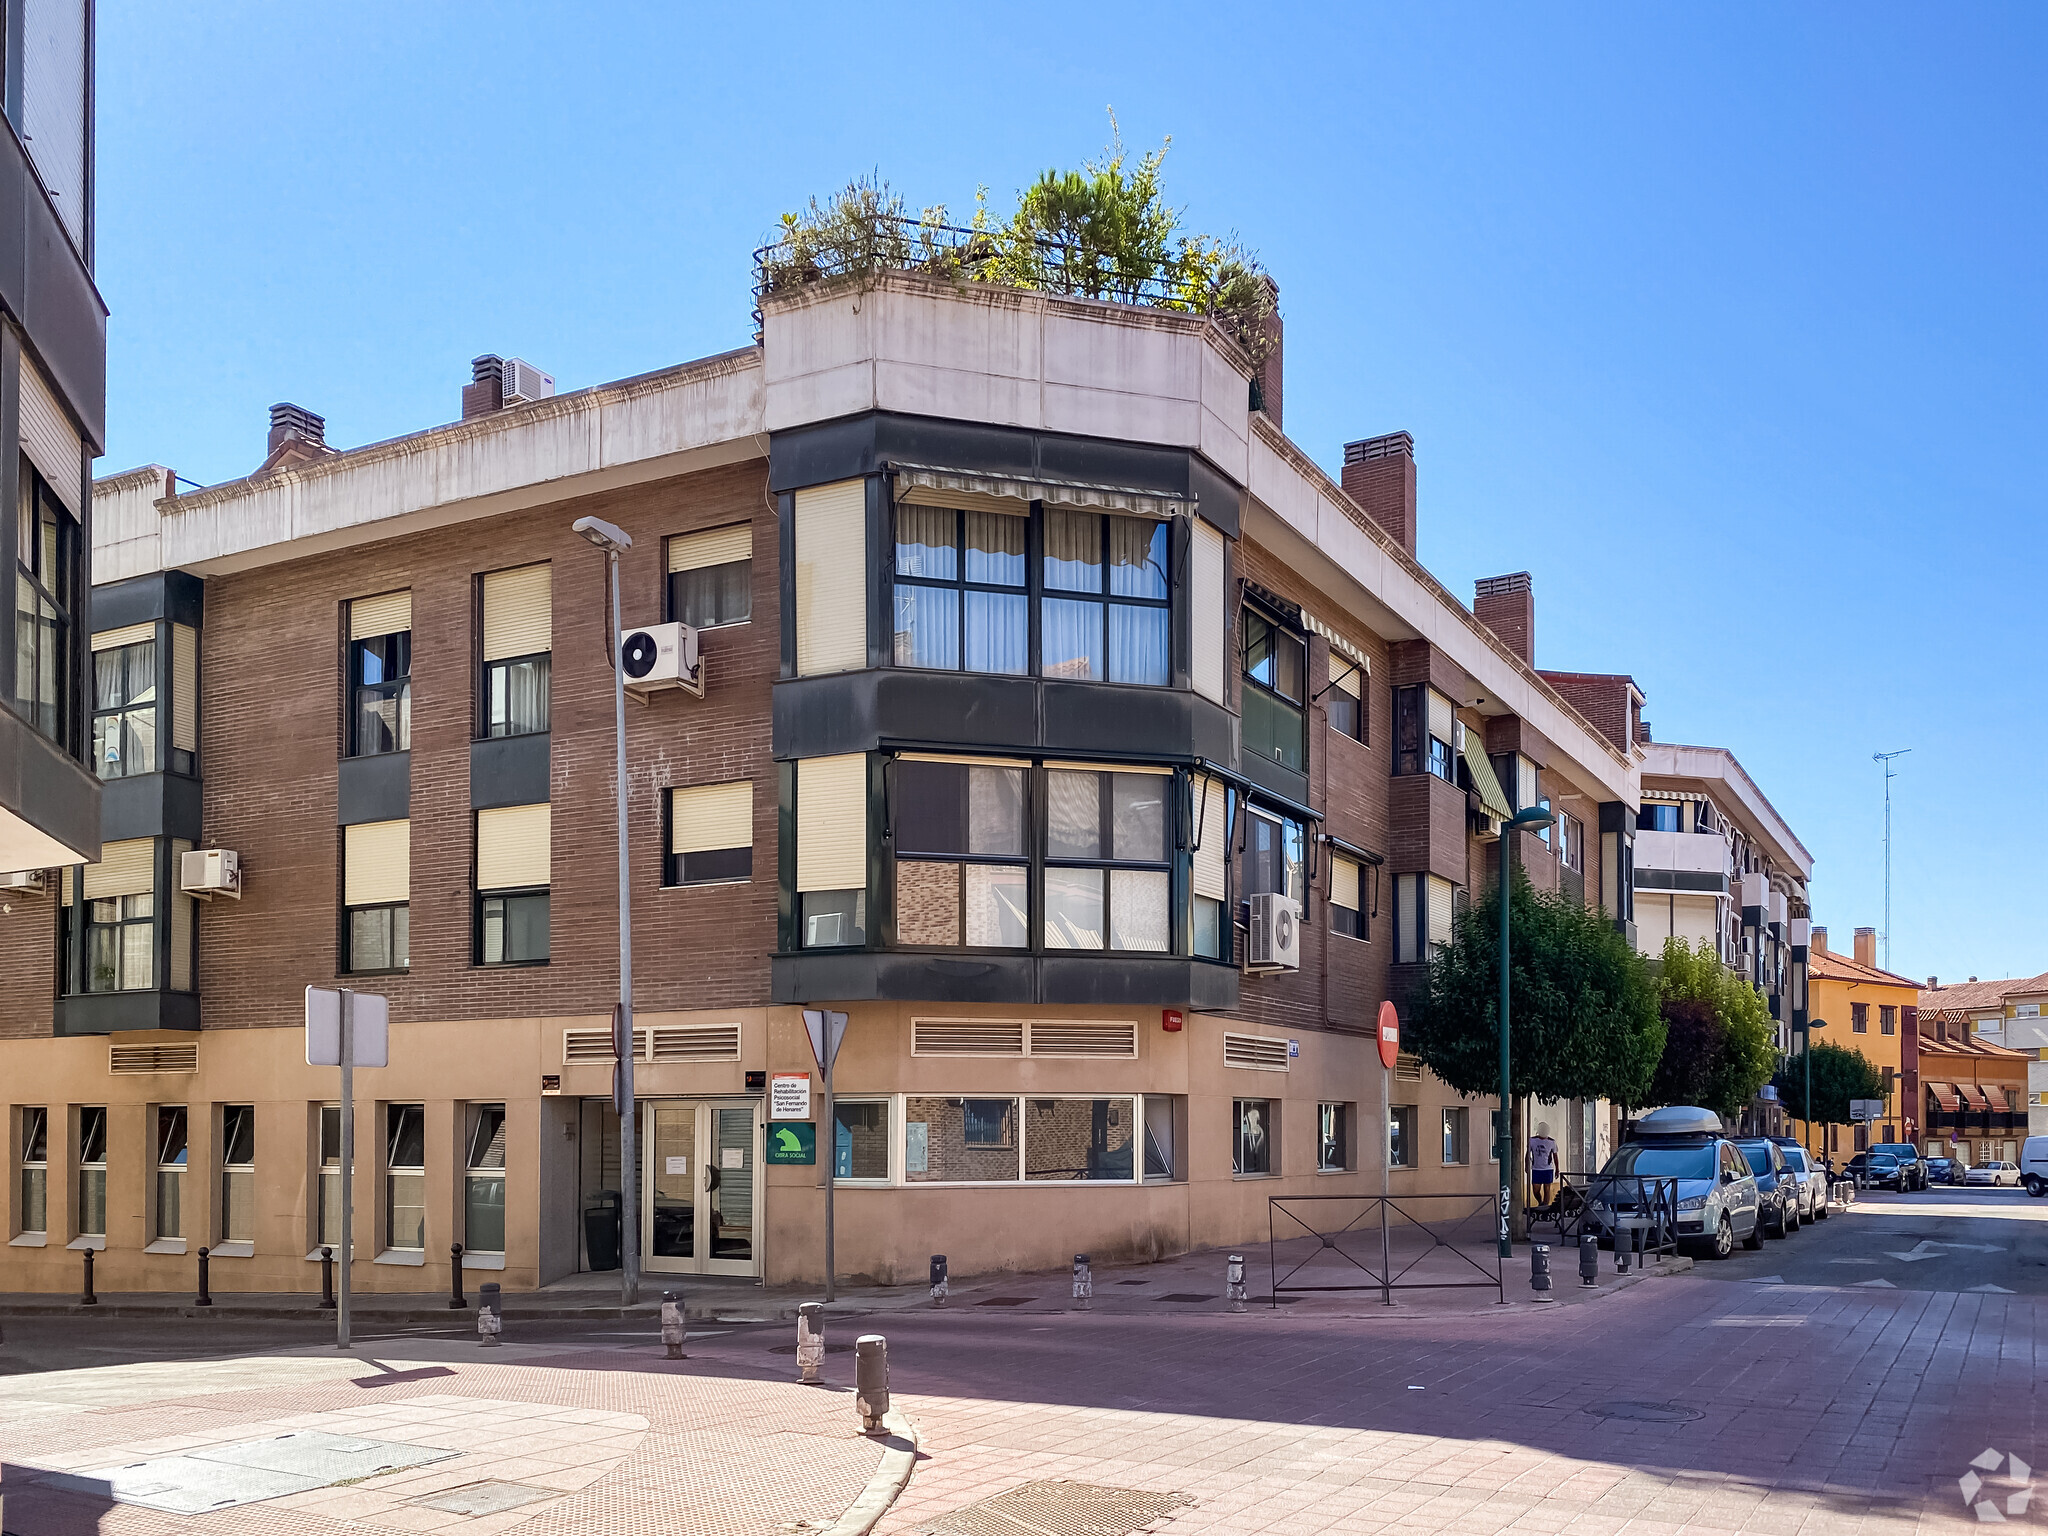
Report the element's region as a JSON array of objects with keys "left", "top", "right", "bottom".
[{"left": 305, "top": 987, "right": 389, "bottom": 1067}]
